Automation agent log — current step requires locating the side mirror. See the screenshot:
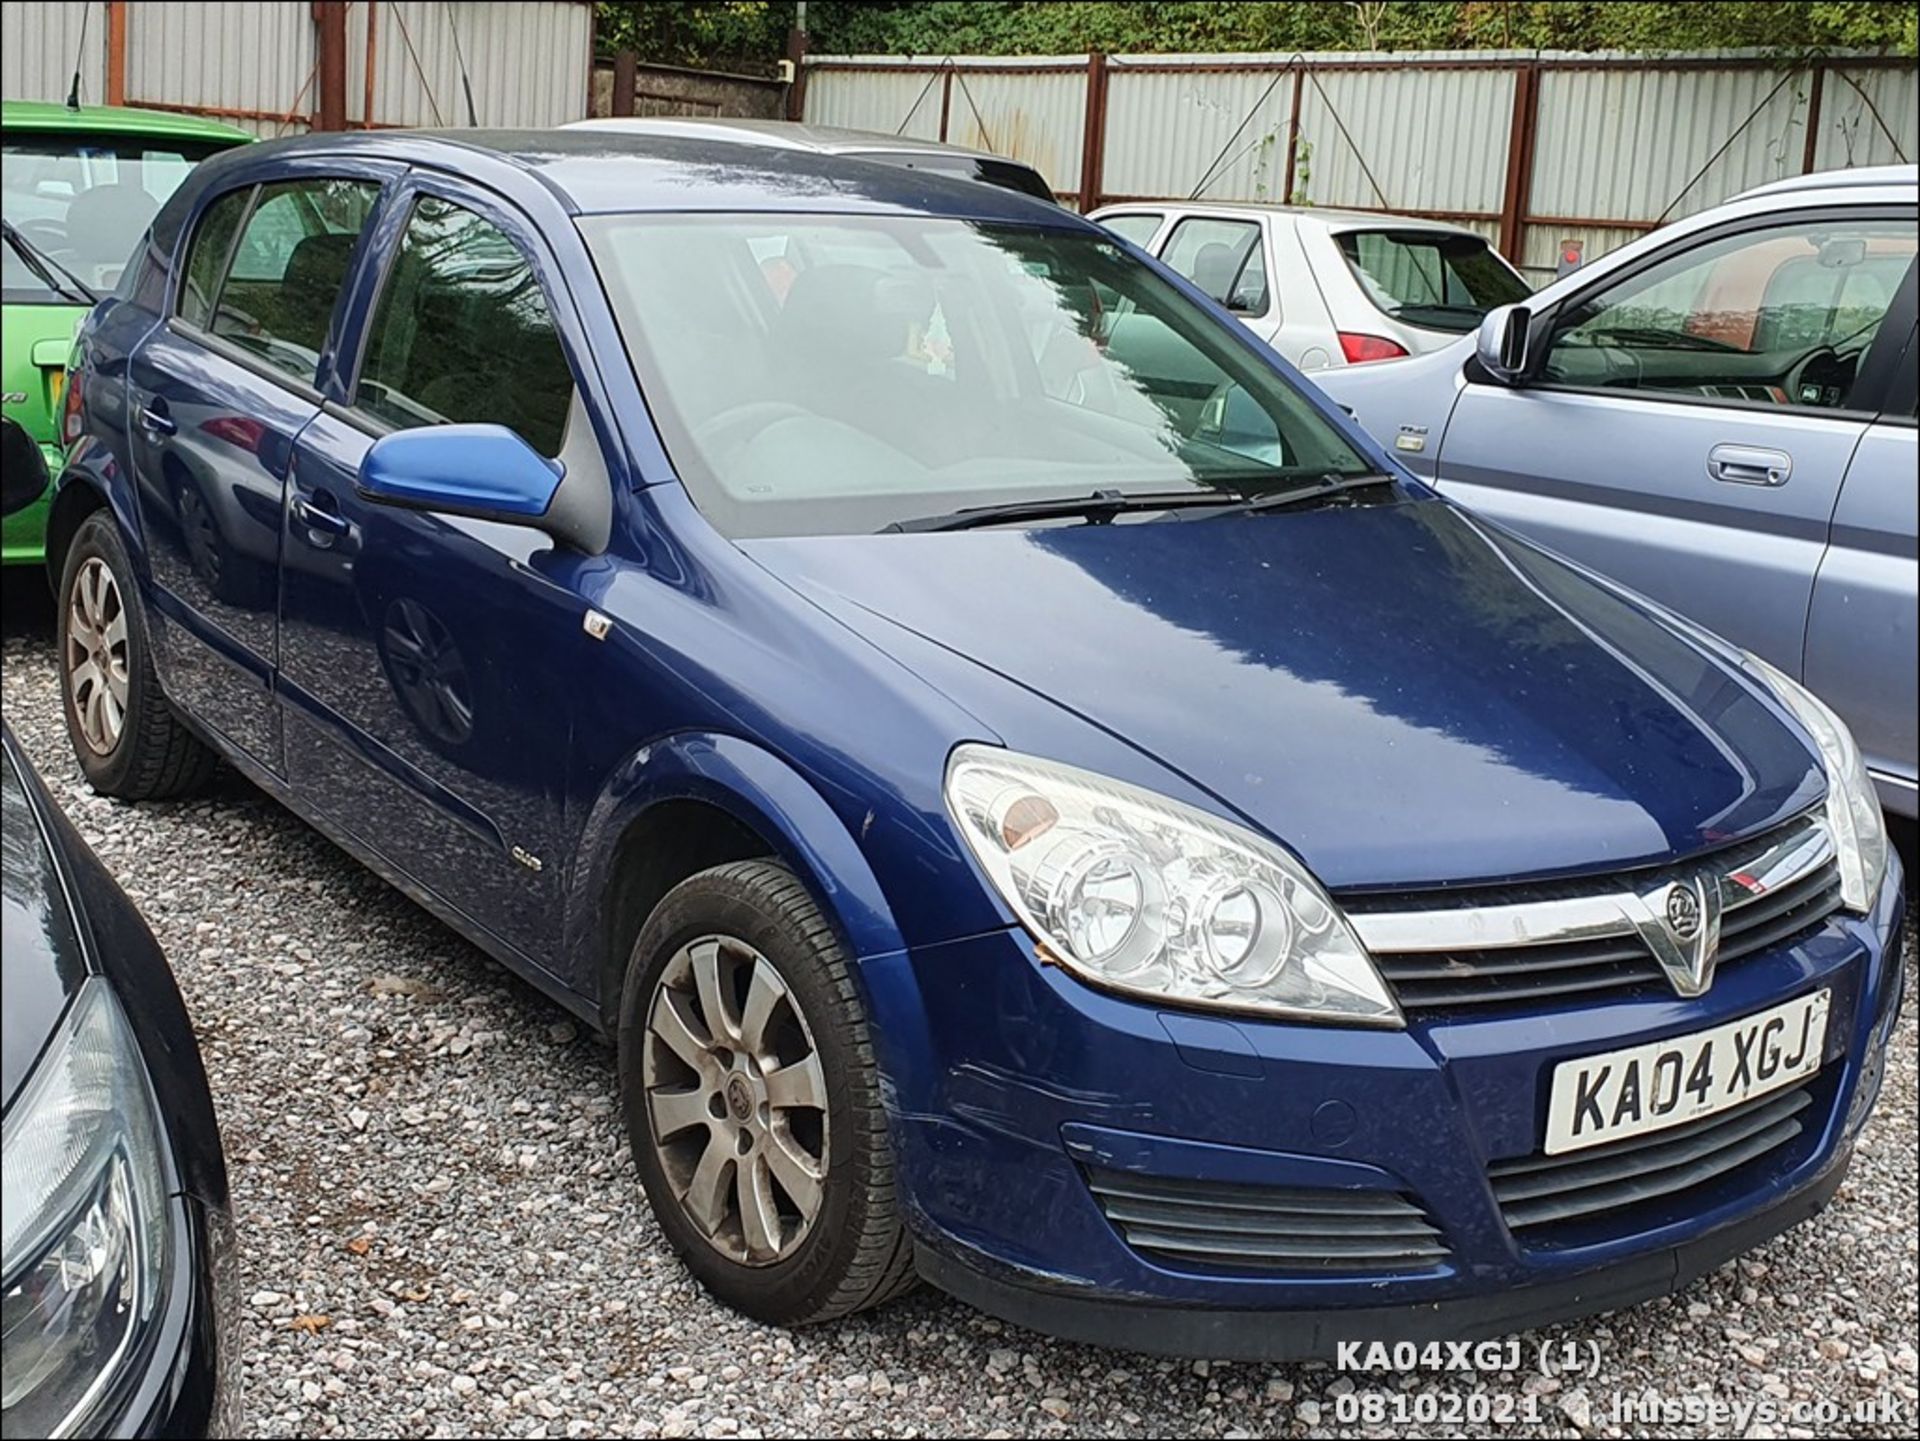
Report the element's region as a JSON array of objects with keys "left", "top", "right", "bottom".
[
  {"left": 1, "top": 417, "right": 51, "bottom": 519},
  {"left": 358, "top": 423, "right": 564, "bottom": 530},
  {"left": 1475, "top": 303, "right": 1533, "bottom": 386}
]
